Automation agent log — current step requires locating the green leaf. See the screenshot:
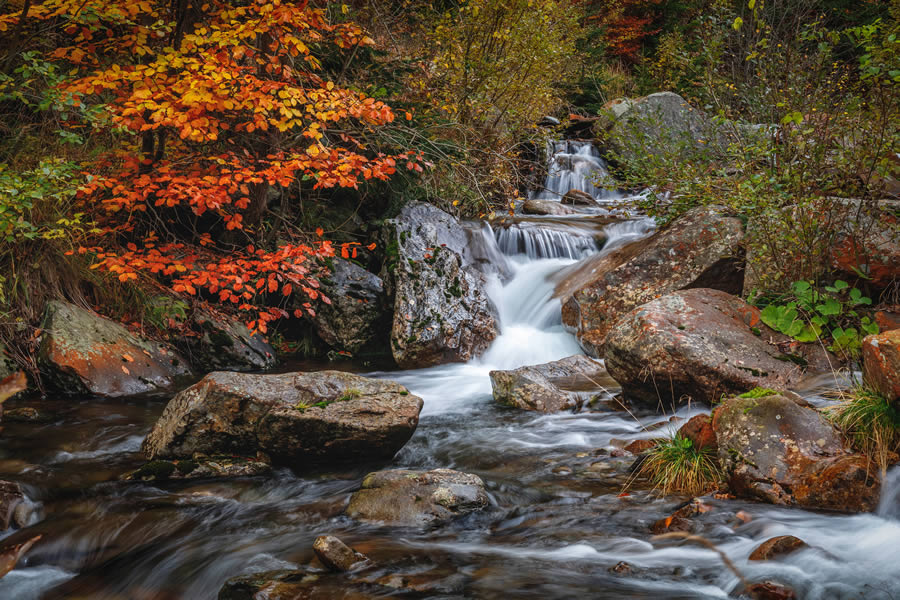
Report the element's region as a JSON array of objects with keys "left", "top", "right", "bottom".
[
  {"left": 733, "top": 17, "right": 744, "bottom": 31},
  {"left": 815, "top": 298, "right": 841, "bottom": 316}
]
